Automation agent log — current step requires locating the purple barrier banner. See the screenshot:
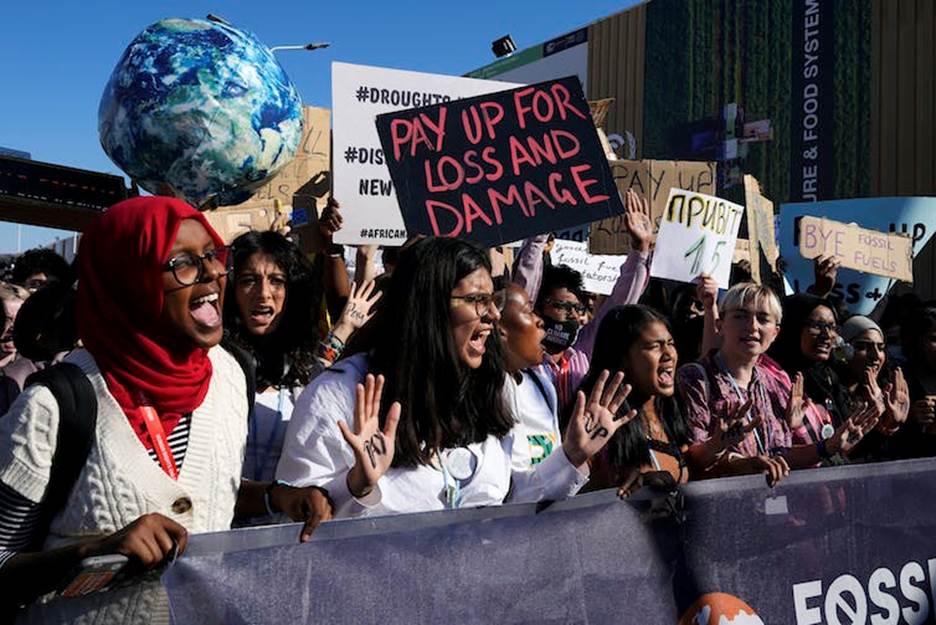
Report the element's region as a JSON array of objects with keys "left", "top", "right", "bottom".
[
  {"left": 154, "top": 458, "right": 936, "bottom": 624},
  {"left": 27, "top": 459, "right": 932, "bottom": 624}
]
